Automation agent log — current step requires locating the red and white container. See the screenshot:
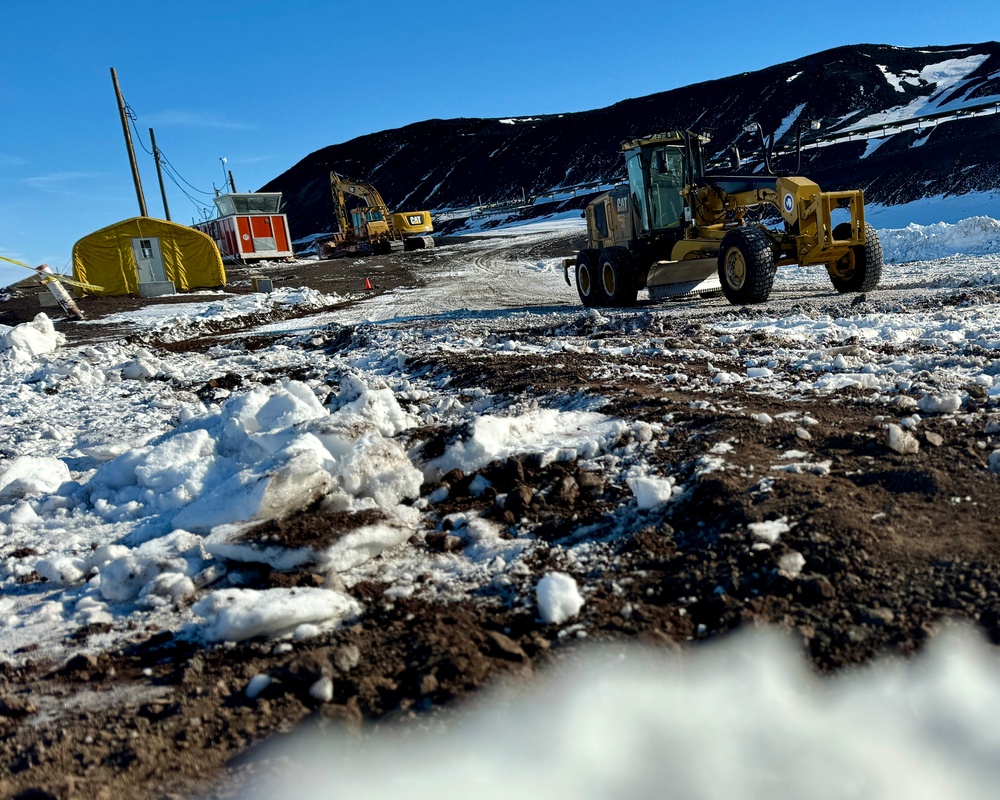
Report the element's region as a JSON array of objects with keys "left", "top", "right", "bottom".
[{"left": 193, "top": 193, "right": 293, "bottom": 262}]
